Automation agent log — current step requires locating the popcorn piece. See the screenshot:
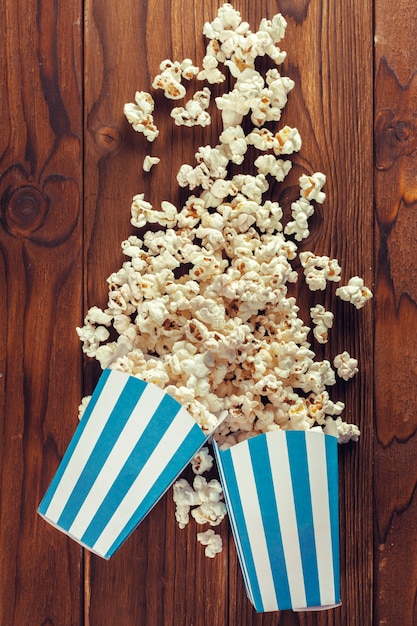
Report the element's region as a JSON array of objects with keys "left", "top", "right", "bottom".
[
  {"left": 143, "top": 155, "right": 160, "bottom": 171},
  {"left": 299, "top": 172, "right": 326, "bottom": 203},
  {"left": 197, "top": 529, "right": 223, "bottom": 558},
  {"left": 124, "top": 91, "right": 159, "bottom": 142},
  {"left": 78, "top": 395, "right": 91, "bottom": 420},
  {"left": 254, "top": 154, "right": 292, "bottom": 182},
  {"left": 334, "top": 351, "right": 359, "bottom": 381},
  {"left": 171, "top": 88, "right": 211, "bottom": 127},
  {"left": 152, "top": 59, "right": 186, "bottom": 100},
  {"left": 336, "top": 276, "right": 373, "bottom": 309},
  {"left": 172, "top": 478, "right": 201, "bottom": 529},
  {"left": 299, "top": 251, "right": 341, "bottom": 291},
  {"left": 274, "top": 125, "right": 302, "bottom": 155},
  {"left": 284, "top": 197, "right": 315, "bottom": 242},
  {"left": 191, "top": 447, "right": 214, "bottom": 474},
  {"left": 197, "top": 55, "right": 226, "bottom": 84},
  {"left": 310, "top": 304, "right": 334, "bottom": 344},
  {"left": 326, "top": 416, "right": 361, "bottom": 443},
  {"left": 180, "top": 58, "right": 200, "bottom": 80},
  {"left": 219, "top": 125, "right": 248, "bottom": 164}
]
